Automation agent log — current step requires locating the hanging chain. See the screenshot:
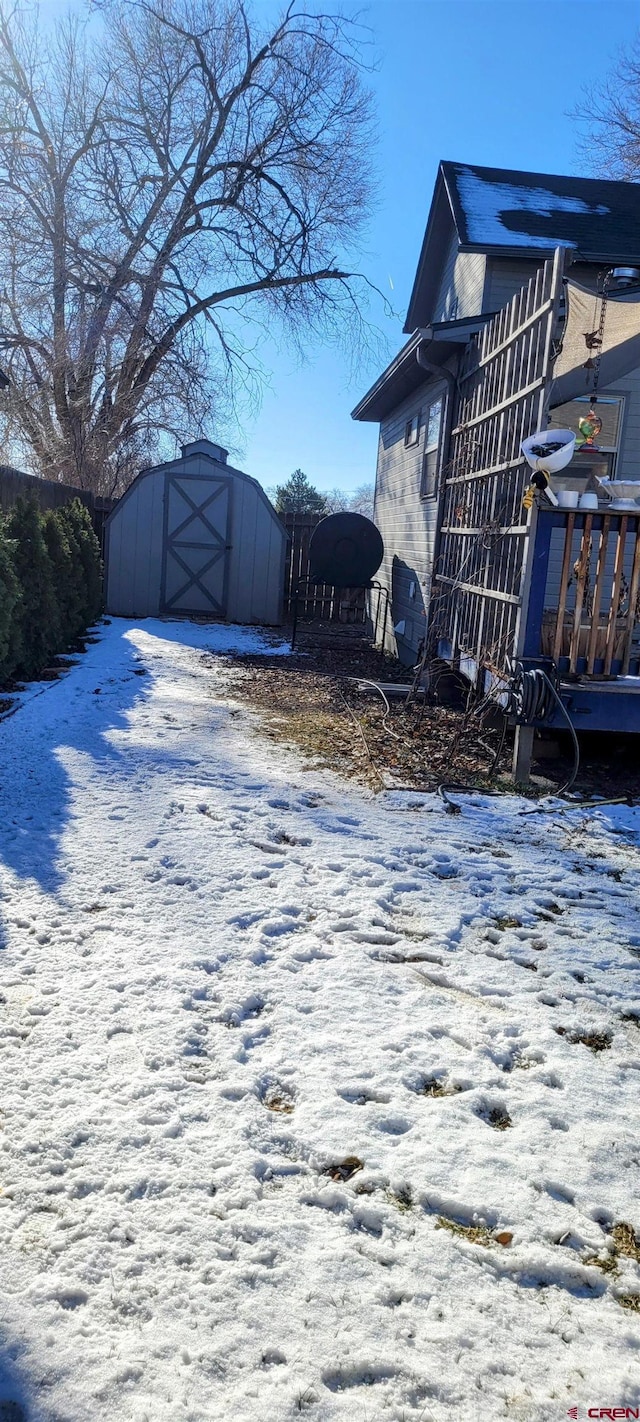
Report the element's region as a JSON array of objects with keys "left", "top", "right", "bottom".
[{"left": 584, "top": 268, "right": 612, "bottom": 403}]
